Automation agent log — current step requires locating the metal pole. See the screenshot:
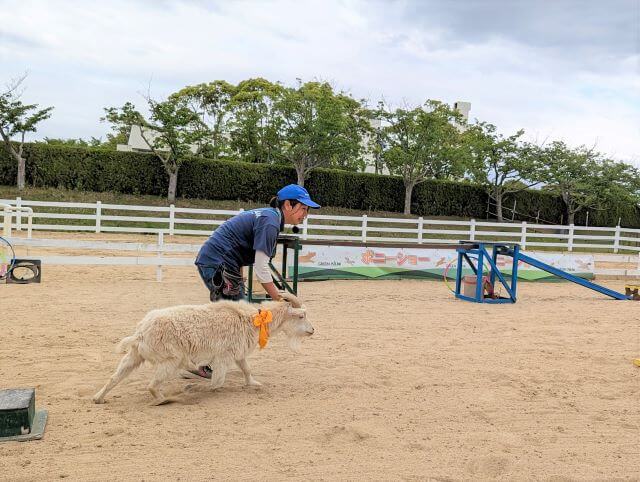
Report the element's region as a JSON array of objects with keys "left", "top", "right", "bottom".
[
  {"left": 247, "top": 265, "right": 254, "bottom": 302},
  {"left": 455, "top": 249, "right": 463, "bottom": 296},
  {"left": 293, "top": 239, "right": 299, "bottom": 295},
  {"left": 281, "top": 243, "right": 288, "bottom": 280},
  {"left": 490, "top": 244, "right": 498, "bottom": 288},
  {"left": 476, "top": 246, "right": 484, "bottom": 302},
  {"left": 511, "top": 244, "right": 519, "bottom": 301}
]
